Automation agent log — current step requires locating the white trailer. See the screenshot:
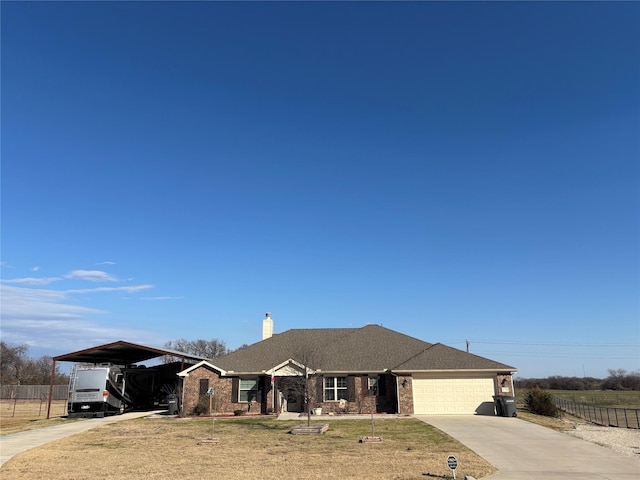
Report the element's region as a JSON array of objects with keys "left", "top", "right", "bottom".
[
  {"left": 67, "top": 365, "right": 128, "bottom": 418},
  {"left": 67, "top": 362, "right": 183, "bottom": 418}
]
